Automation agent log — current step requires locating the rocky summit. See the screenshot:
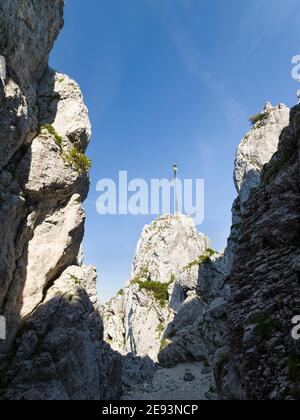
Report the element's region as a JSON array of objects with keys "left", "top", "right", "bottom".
[
  {"left": 102, "top": 213, "right": 211, "bottom": 361},
  {"left": 103, "top": 101, "right": 300, "bottom": 400}
]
